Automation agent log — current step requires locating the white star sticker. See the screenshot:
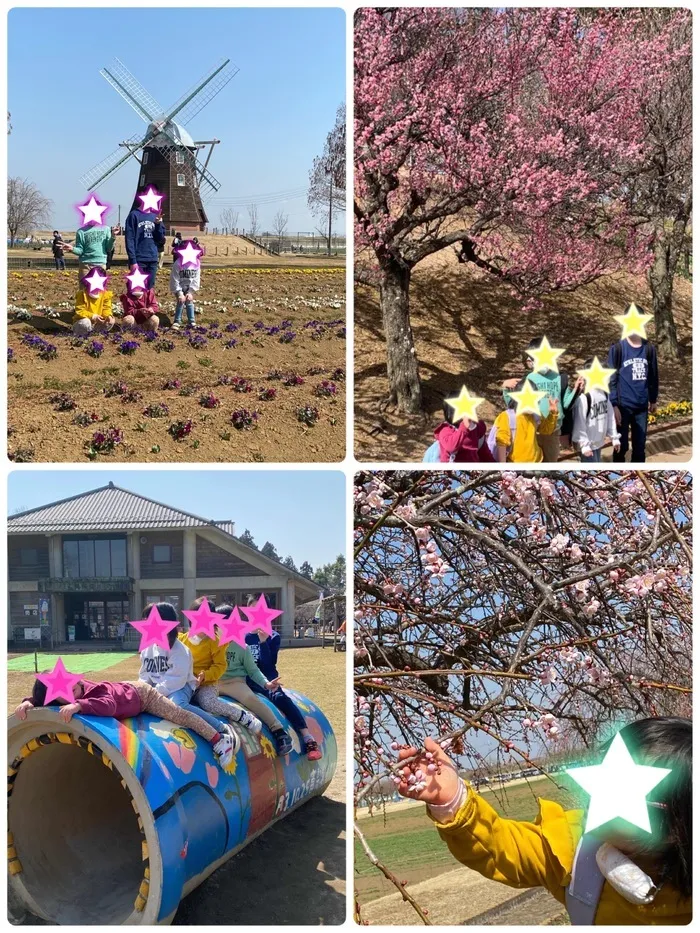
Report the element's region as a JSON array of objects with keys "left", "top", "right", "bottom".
[
  {"left": 138, "top": 187, "right": 163, "bottom": 213},
  {"left": 176, "top": 241, "right": 203, "bottom": 269},
  {"left": 83, "top": 268, "right": 108, "bottom": 295},
  {"left": 78, "top": 196, "right": 108, "bottom": 226},
  {"left": 126, "top": 266, "right": 149, "bottom": 291},
  {"left": 566, "top": 732, "right": 672, "bottom": 834}
]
